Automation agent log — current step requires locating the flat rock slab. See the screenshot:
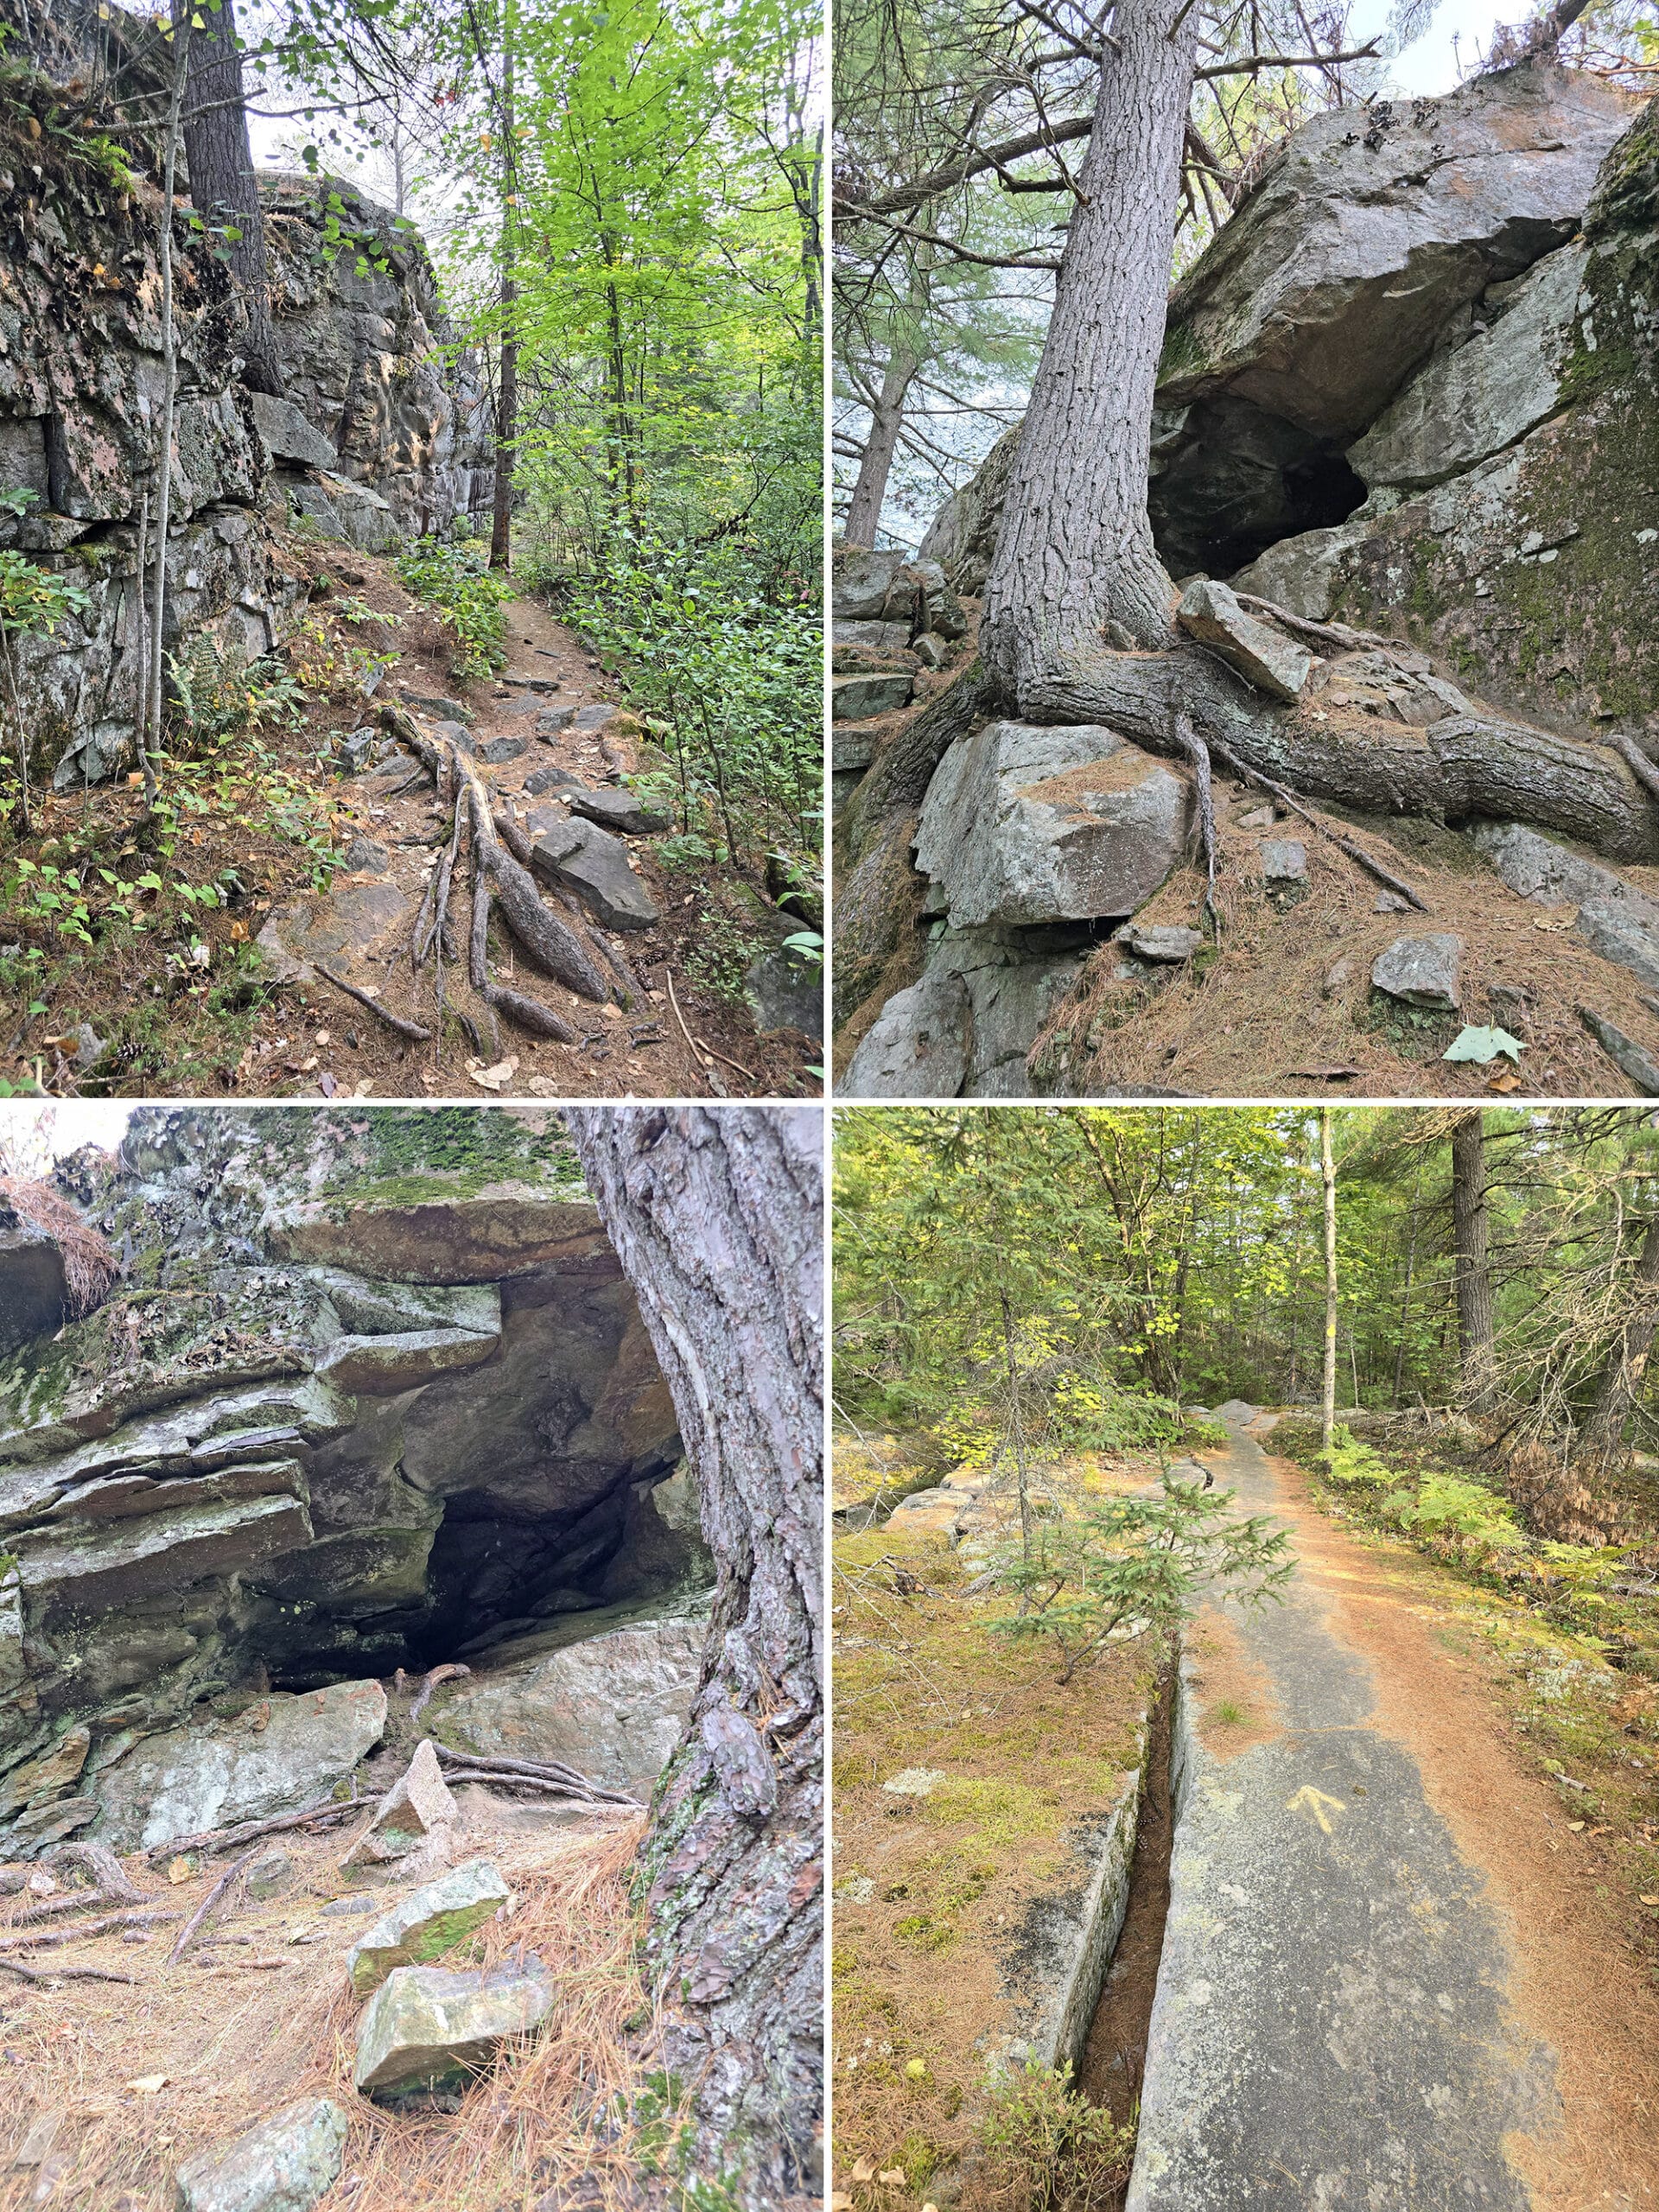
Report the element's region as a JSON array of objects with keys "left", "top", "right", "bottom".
[
  {"left": 251, "top": 393, "right": 339, "bottom": 471},
  {"left": 1177, "top": 580, "right": 1313, "bottom": 702},
  {"left": 16, "top": 1491, "right": 314, "bottom": 1624},
  {"left": 524, "top": 763, "right": 582, "bottom": 796},
  {"left": 476, "top": 734, "right": 527, "bottom": 766},
  {"left": 1474, "top": 821, "right": 1659, "bottom": 995},
  {"left": 255, "top": 878, "right": 413, "bottom": 986},
  {"left": 1370, "top": 932, "right": 1463, "bottom": 1009},
  {"left": 353, "top": 1960, "right": 556, "bottom": 2097},
  {"left": 1128, "top": 1423, "right": 1555, "bottom": 2209},
  {"left": 528, "top": 817, "right": 659, "bottom": 931},
  {"left": 175, "top": 2095, "right": 347, "bottom": 2212},
  {"left": 93, "top": 1680, "right": 388, "bottom": 1853},
  {"left": 1580, "top": 1007, "right": 1659, "bottom": 1095},
  {"left": 315, "top": 1322, "right": 500, "bottom": 1395},
  {"left": 567, "top": 787, "right": 671, "bottom": 836},
  {"left": 348, "top": 1858, "right": 511, "bottom": 1995},
  {"left": 833, "top": 671, "right": 913, "bottom": 721},
  {"left": 915, "top": 720, "right": 1192, "bottom": 931}
]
